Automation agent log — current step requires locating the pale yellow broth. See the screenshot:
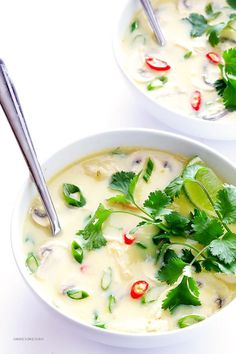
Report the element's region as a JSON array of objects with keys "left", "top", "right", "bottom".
[
  {"left": 122, "top": 0, "right": 236, "bottom": 122},
  {"left": 23, "top": 148, "right": 236, "bottom": 333}
]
